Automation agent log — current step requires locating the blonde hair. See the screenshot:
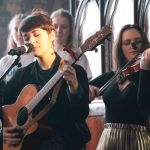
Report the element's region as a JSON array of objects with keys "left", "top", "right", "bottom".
[
  {"left": 50, "top": 8, "right": 77, "bottom": 49},
  {"left": 6, "top": 14, "right": 26, "bottom": 51}
]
